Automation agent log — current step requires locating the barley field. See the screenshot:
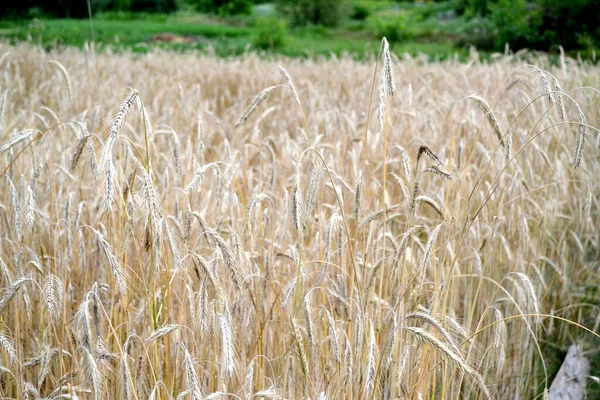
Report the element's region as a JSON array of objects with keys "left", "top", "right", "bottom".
[{"left": 0, "top": 41, "right": 598, "bottom": 399}]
